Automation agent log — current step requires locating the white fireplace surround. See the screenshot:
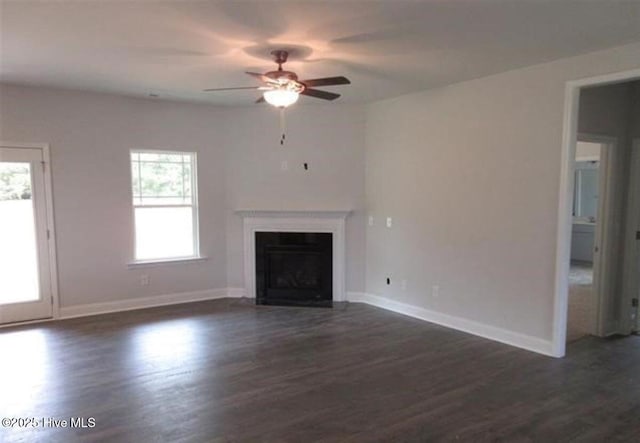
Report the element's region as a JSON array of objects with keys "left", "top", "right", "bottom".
[{"left": 237, "top": 210, "right": 351, "bottom": 302}]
